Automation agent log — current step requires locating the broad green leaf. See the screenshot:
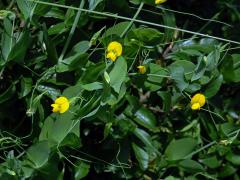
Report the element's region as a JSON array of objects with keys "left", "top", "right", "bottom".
[
  {"left": 145, "top": 63, "right": 168, "bottom": 91},
  {"left": 68, "top": 41, "right": 90, "bottom": 56},
  {"left": 204, "top": 74, "right": 223, "bottom": 98},
  {"left": 169, "top": 66, "right": 189, "bottom": 91},
  {"left": 27, "top": 141, "right": 50, "bottom": 168},
  {"left": 48, "top": 22, "right": 68, "bottom": 35},
  {"left": 8, "top": 29, "right": 31, "bottom": 63},
  {"left": 165, "top": 138, "right": 197, "bottom": 161},
  {"left": 56, "top": 53, "right": 88, "bottom": 72},
  {"left": 81, "top": 82, "right": 103, "bottom": 91},
  {"left": 39, "top": 113, "right": 79, "bottom": 146},
  {"left": 132, "top": 143, "right": 149, "bottom": 170},
  {"left": 80, "top": 62, "right": 105, "bottom": 83},
  {"left": 200, "top": 156, "right": 221, "bottom": 168},
  {"left": 104, "top": 21, "right": 131, "bottom": 37},
  {"left": 16, "top": 0, "right": 35, "bottom": 20},
  {"left": 128, "top": 27, "right": 164, "bottom": 46},
  {"left": 226, "top": 153, "right": 240, "bottom": 166},
  {"left": 109, "top": 57, "right": 127, "bottom": 93},
  {"left": 218, "top": 164, "right": 236, "bottom": 178}
]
